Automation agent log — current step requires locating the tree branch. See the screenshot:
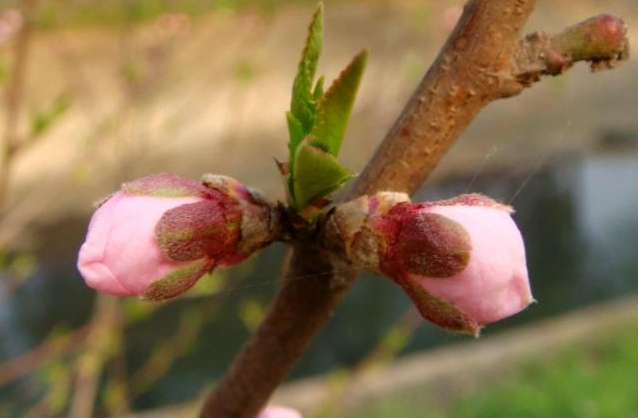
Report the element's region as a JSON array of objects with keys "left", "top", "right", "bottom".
[
  {"left": 511, "top": 14, "right": 628, "bottom": 88},
  {"left": 0, "top": 0, "right": 35, "bottom": 214},
  {"left": 200, "top": 245, "right": 351, "bottom": 418},
  {"left": 351, "top": 9, "right": 627, "bottom": 197},
  {"left": 199, "top": 1, "right": 629, "bottom": 417}
]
